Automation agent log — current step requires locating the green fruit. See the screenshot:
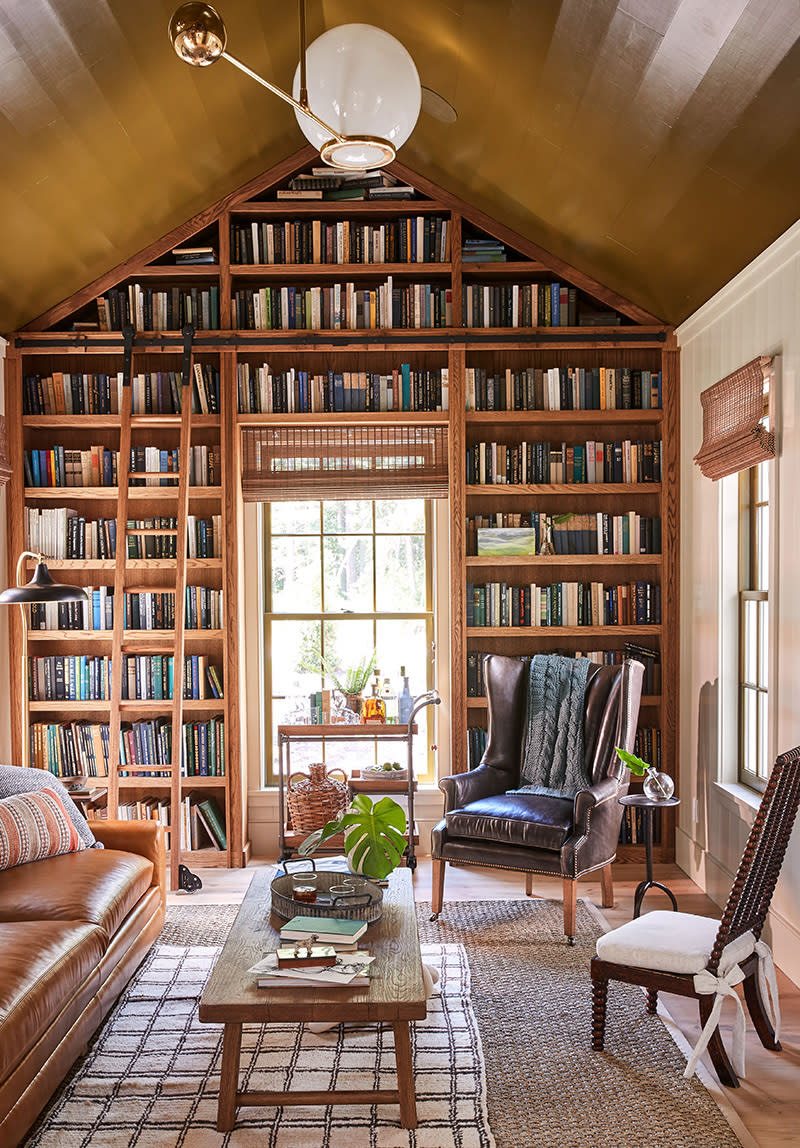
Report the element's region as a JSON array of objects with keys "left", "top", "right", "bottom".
[{"left": 382, "top": 762, "right": 392, "bottom": 771}]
